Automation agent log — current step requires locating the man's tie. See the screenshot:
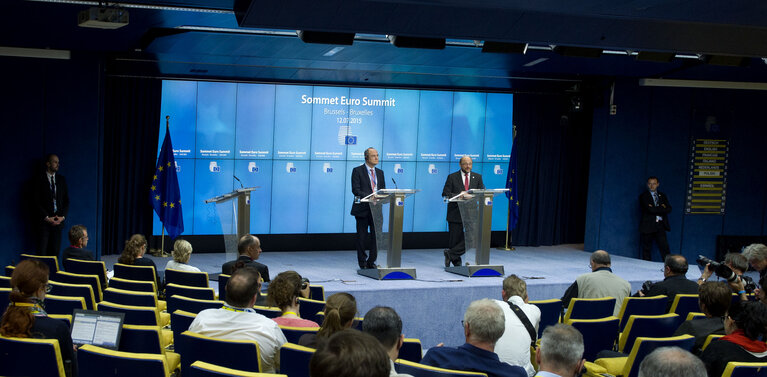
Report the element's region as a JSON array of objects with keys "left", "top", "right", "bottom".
[
  {"left": 463, "top": 173, "right": 469, "bottom": 191},
  {"left": 369, "top": 168, "right": 377, "bottom": 191},
  {"left": 50, "top": 176, "right": 57, "bottom": 213},
  {"left": 652, "top": 192, "right": 661, "bottom": 222}
]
